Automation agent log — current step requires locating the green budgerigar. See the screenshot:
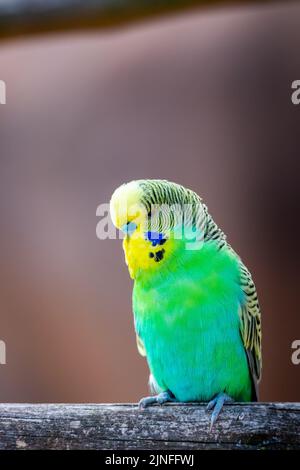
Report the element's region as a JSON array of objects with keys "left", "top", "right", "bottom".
[{"left": 110, "top": 179, "right": 262, "bottom": 427}]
